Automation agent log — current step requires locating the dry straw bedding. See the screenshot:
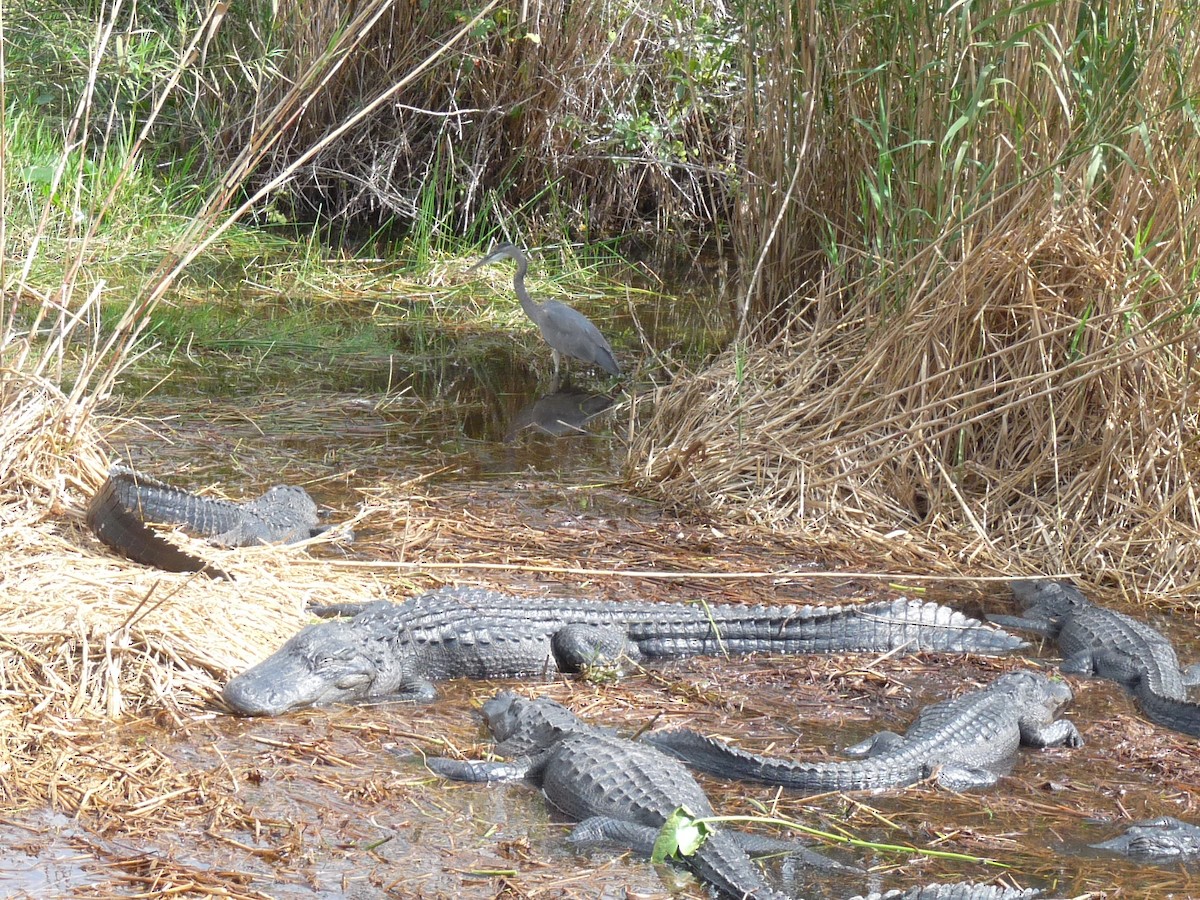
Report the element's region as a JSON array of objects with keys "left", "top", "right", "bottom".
[{"left": 0, "top": 370, "right": 401, "bottom": 814}]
